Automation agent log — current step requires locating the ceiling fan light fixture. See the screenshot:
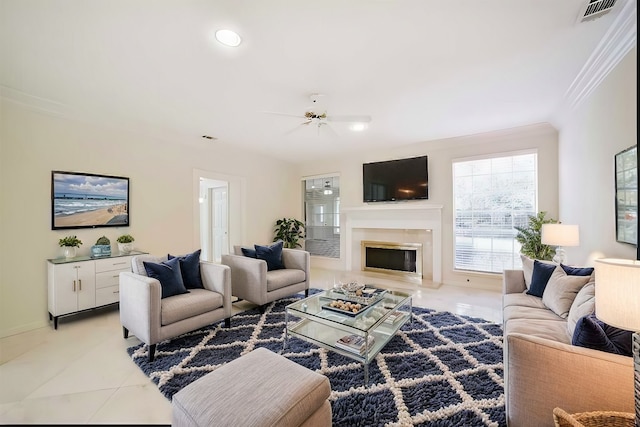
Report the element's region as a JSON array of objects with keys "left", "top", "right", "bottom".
[
  {"left": 215, "top": 29, "right": 242, "bottom": 47},
  {"left": 349, "top": 122, "right": 368, "bottom": 132}
]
